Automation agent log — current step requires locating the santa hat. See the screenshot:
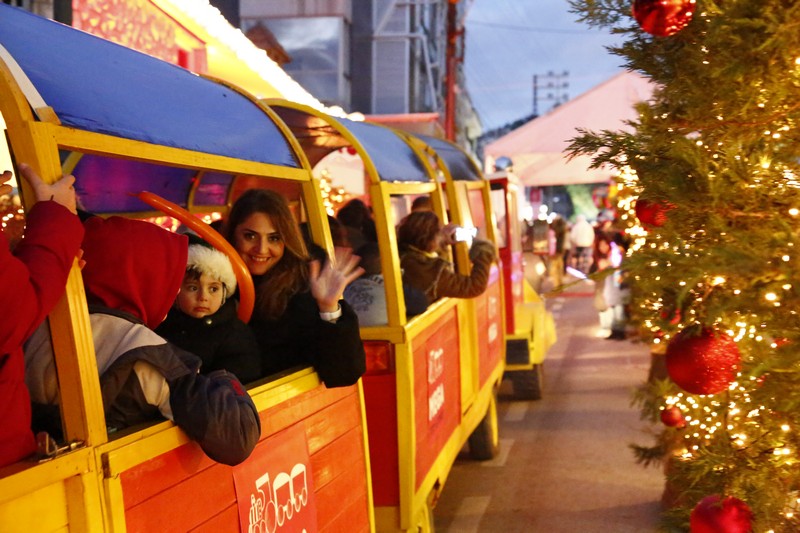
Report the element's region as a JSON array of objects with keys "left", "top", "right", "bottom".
[{"left": 186, "top": 244, "right": 237, "bottom": 296}]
